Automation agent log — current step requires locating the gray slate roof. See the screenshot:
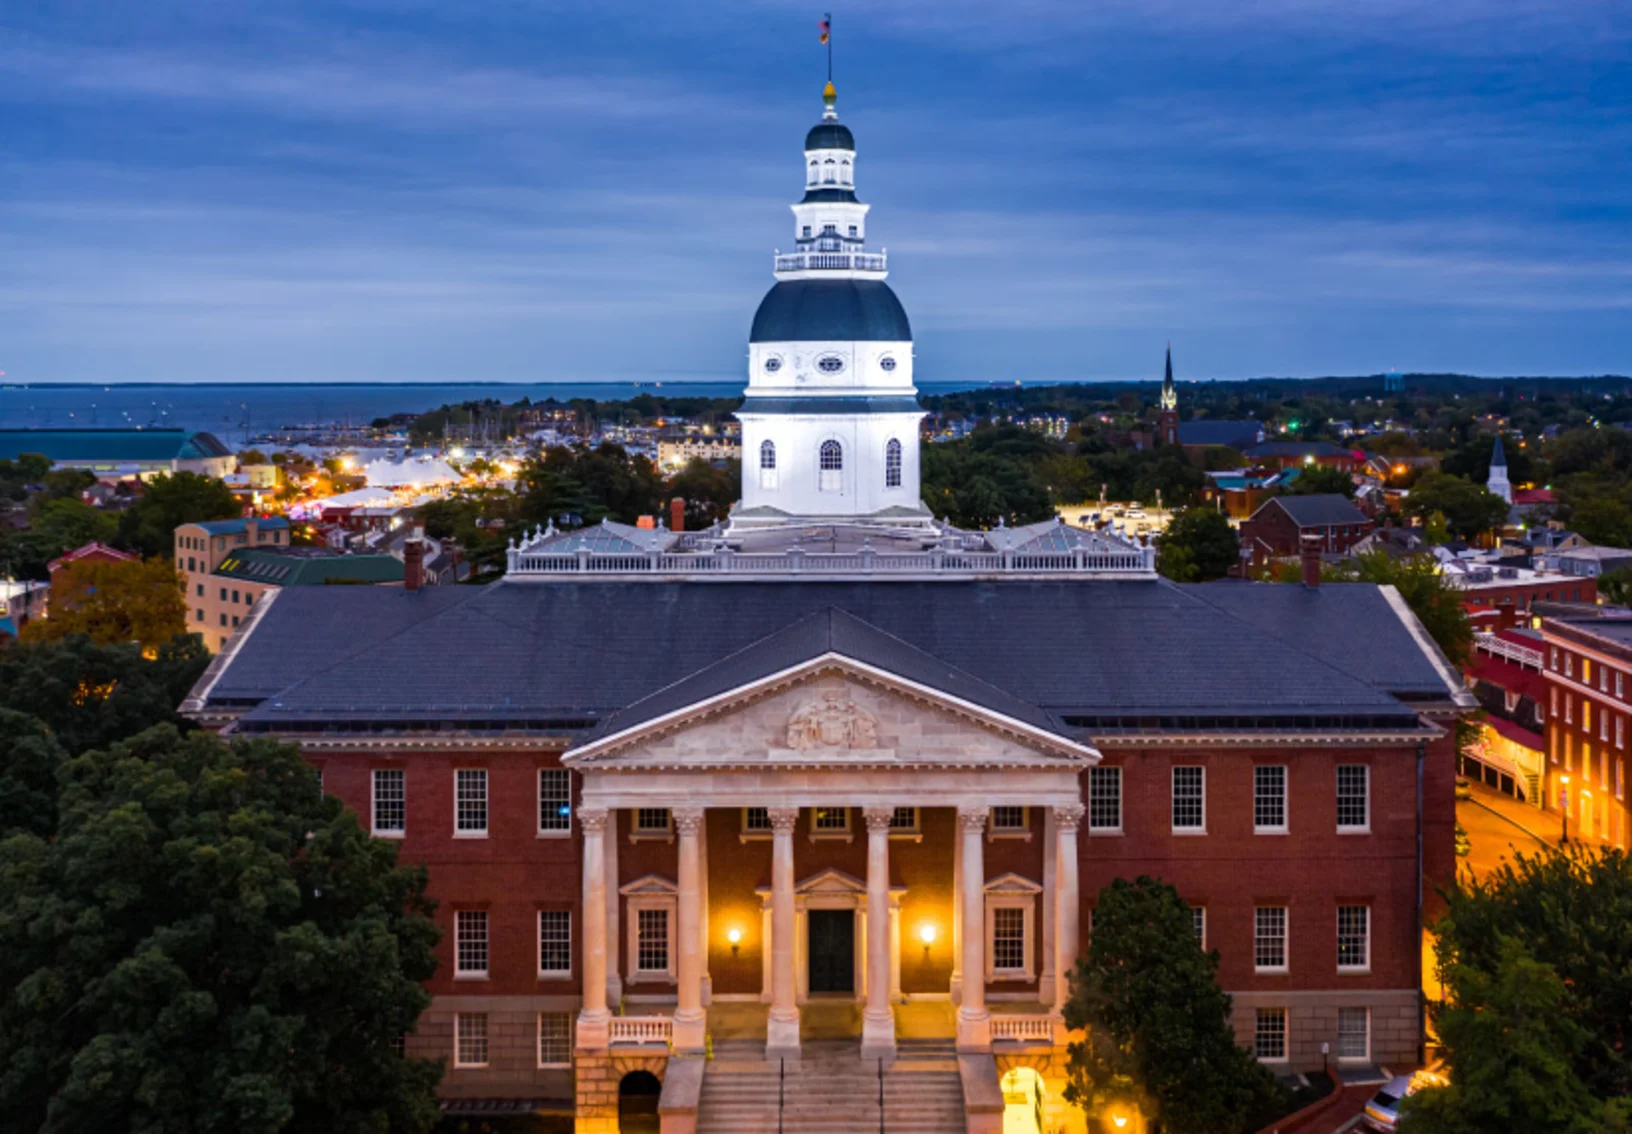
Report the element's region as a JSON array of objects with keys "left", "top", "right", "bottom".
[
  {"left": 1255, "top": 494, "right": 1369, "bottom": 528},
  {"left": 211, "top": 578, "right": 1453, "bottom": 736},
  {"left": 1177, "top": 420, "right": 1264, "bottom": 450}
]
